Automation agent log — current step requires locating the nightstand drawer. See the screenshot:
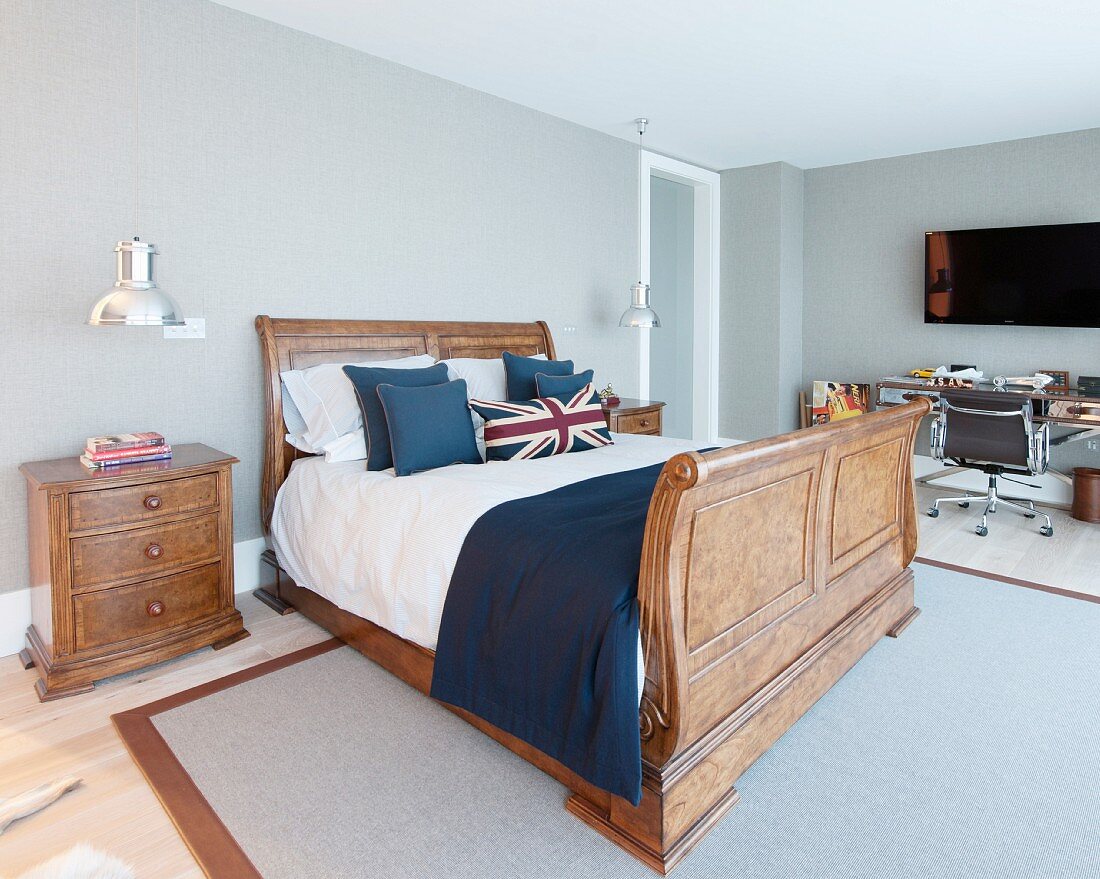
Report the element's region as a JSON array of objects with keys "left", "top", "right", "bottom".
[
  {"left": 70, "top": 513, "right": 220, "bottom": 590},
  {"left": 614, "top": 411, "right": 661, "bottom": 434},
  {"left": 69, "top": 473, "right": 219, "bottom": 532},
  {"left": 72, "top": 564, "right": 222, "bottom": 652}
]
